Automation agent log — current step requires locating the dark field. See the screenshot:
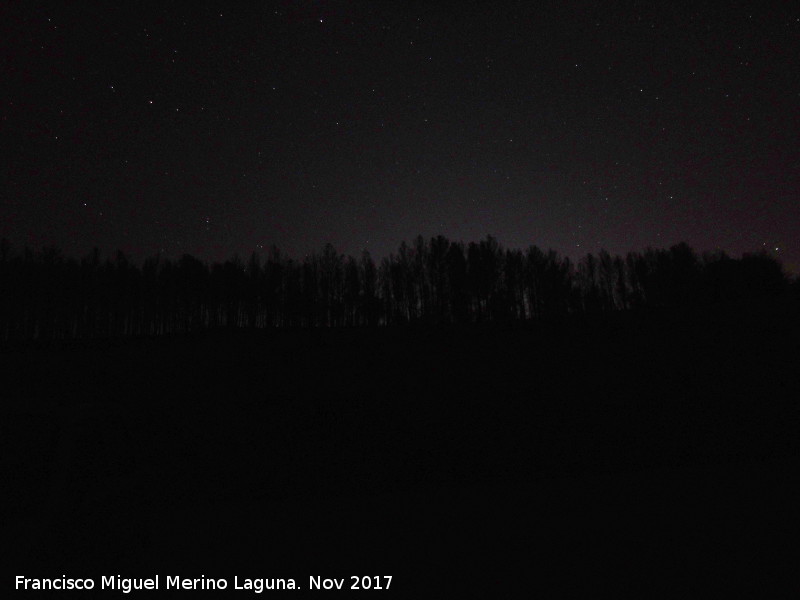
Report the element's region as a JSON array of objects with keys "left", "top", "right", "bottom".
[{"left": 4, "top": 297, "right": 799, "bottom": 594}]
